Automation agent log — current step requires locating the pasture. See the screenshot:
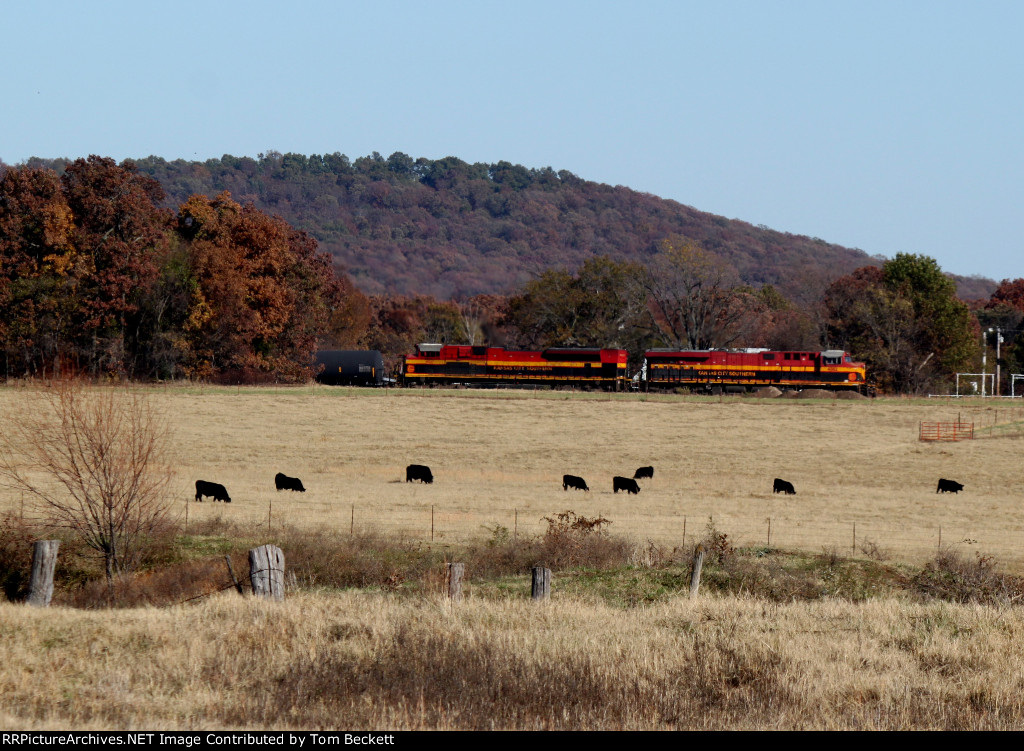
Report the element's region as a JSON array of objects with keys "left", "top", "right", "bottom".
[
  {"left": 2, "top": 384, "right": 1021, "bottom": 570},
  {"left": 4, "top": 384, "right": 1024, "bottom": 730}
]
